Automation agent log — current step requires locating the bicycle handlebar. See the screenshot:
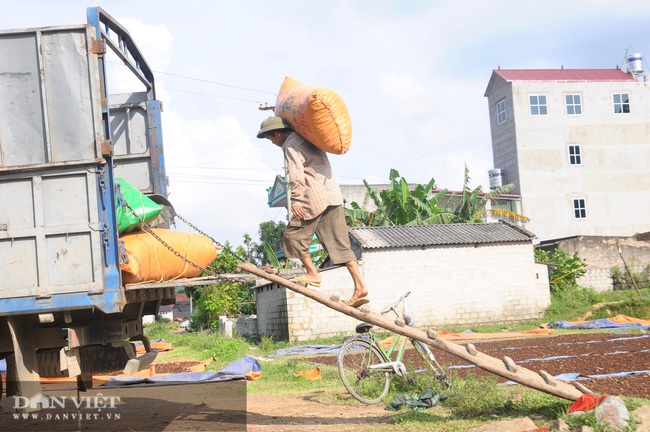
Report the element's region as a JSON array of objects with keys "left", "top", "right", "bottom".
[{"left": 381, "top": 291, "right": 412, "bottom": 316}]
